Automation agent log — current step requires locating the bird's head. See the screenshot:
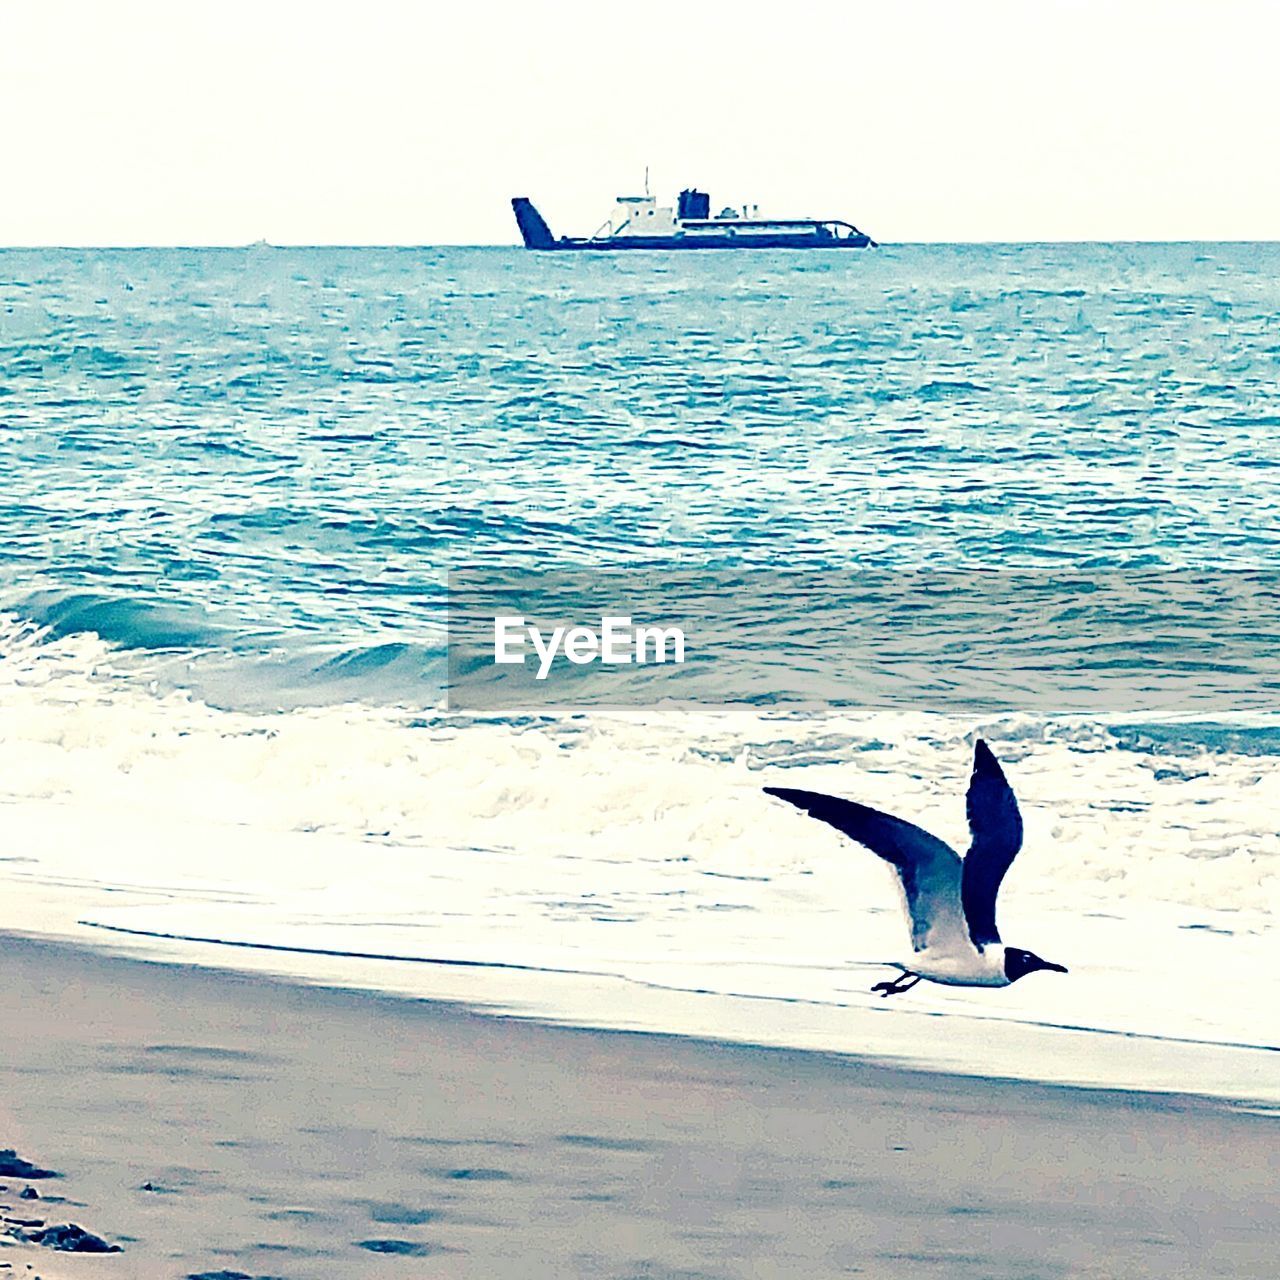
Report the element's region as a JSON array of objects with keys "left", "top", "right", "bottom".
[{"left": 1003, "top": 947, "right": 1068, "bottom": 983}]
